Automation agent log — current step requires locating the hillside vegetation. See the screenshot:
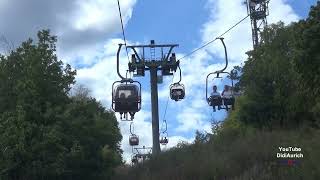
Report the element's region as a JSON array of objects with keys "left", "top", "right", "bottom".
[
  {"left": 112, "top": 2, "right": 320, "bottom": 180},
  {"left": 0, "top": 31, "right": 122, "bottom": 180}
]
